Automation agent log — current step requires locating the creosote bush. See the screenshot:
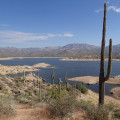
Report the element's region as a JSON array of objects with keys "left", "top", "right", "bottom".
[
  {"left": 75, "top": 100, "right": 118, "bottom": 120},
  {"left": 49, "top": 90, "right": 76, "bottom": 118},
  {"left": 0, "top": 94, "right": 15, "bottom": 115},
  {"left": 76, "top": 84, "right": 88, "bottom": 94},
  {"left": 113, "top": 109, "right": 120, "bottom": 119}
]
